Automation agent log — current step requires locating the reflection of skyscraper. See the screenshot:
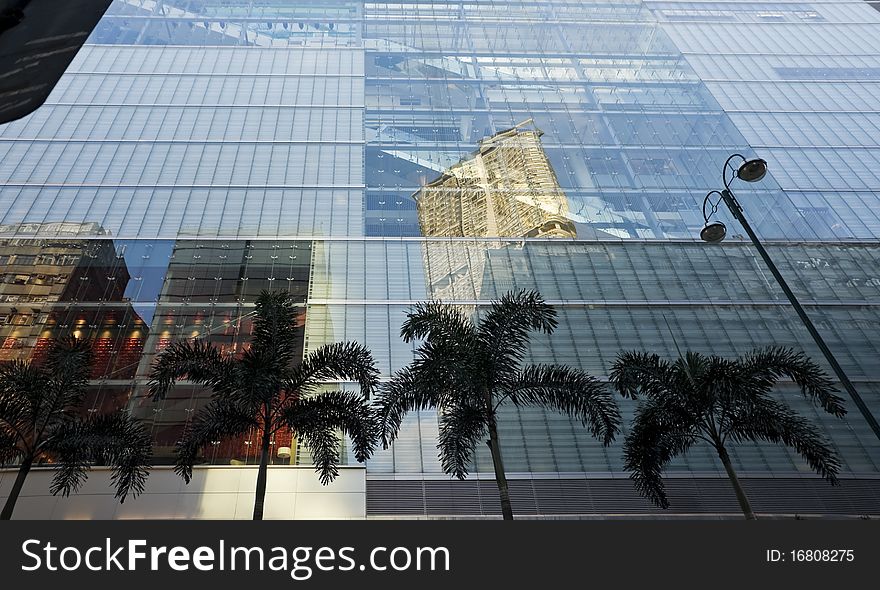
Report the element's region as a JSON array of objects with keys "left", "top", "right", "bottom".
[
  {"left": 416, "top": 119, "right": 576, "bottom": 240},
  {"left": 414, "top": 120, "right": 576, "bottom": 299}
]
